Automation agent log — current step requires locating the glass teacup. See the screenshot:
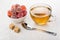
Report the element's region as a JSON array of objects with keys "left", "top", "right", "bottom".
[{"left": 30, "top": 3, "right": 52, "bottom": 25}]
